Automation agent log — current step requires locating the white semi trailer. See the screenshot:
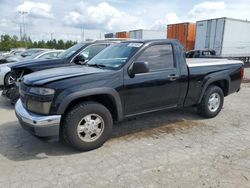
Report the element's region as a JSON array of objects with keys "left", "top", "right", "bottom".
[{"left": 195, "top": 17, "right": 250, "bottom": 63}]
